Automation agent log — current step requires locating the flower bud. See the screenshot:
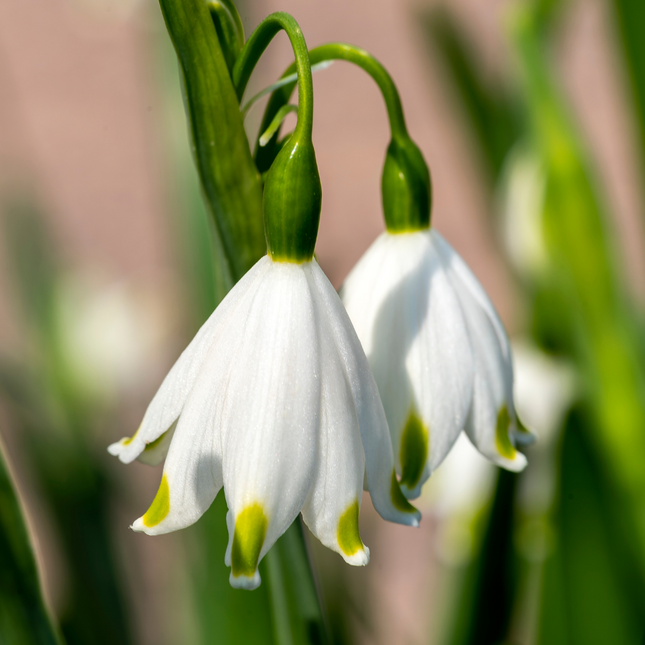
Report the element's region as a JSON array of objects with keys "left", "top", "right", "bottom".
[
  {"left": 382, "top": 136, "right": 432, "bottom": 232},
  {"left": 263, "top": 135, "right": 322, "bottom": 262}
]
